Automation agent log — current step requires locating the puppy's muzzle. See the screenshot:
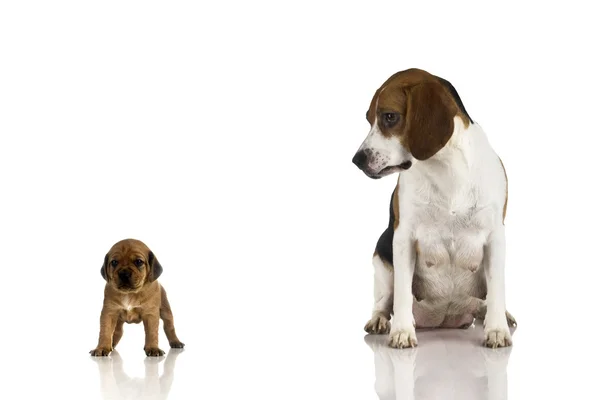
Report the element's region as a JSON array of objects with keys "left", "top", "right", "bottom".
[{"left": 118, "top": 269, "right": 132, "bottom": 285}]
